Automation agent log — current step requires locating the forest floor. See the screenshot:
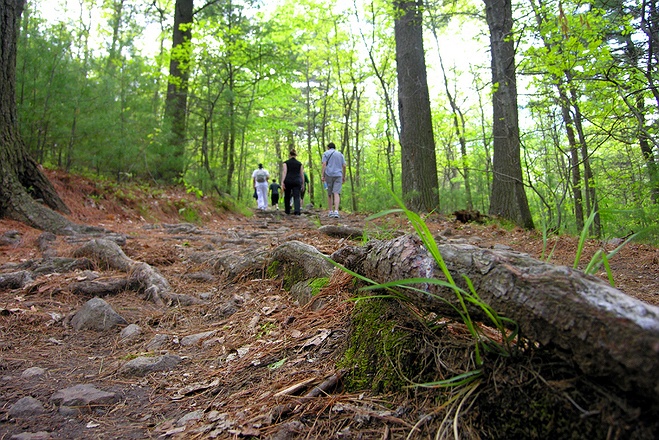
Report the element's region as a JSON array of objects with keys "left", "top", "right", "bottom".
[{"left": 0, "top": 170, "right": 658, "bottom": 439}]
